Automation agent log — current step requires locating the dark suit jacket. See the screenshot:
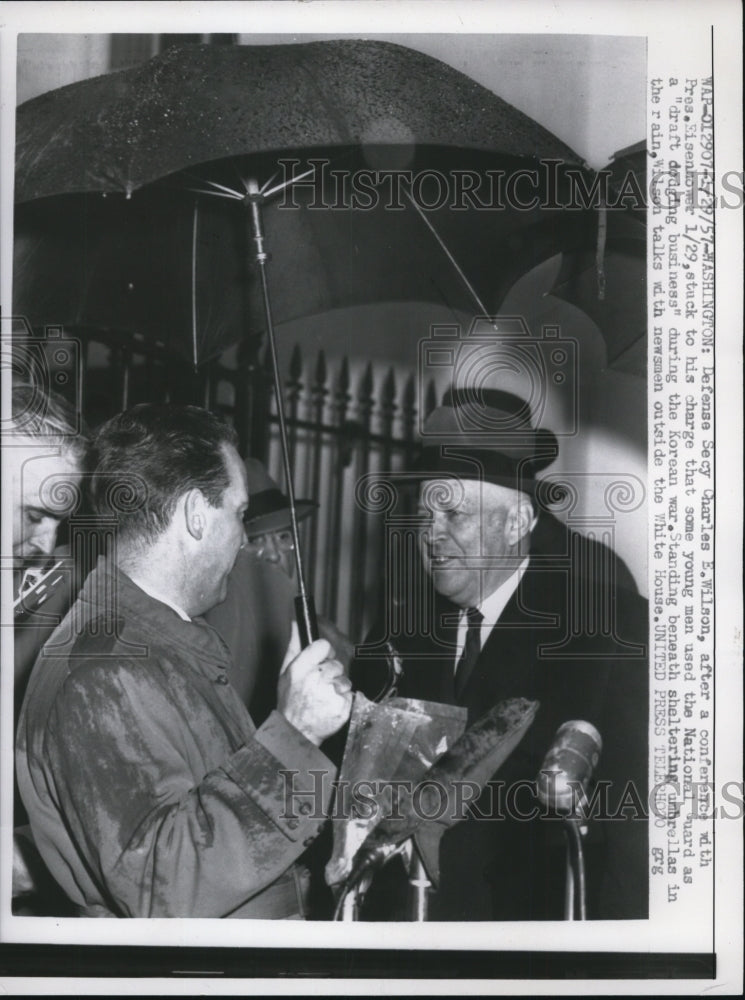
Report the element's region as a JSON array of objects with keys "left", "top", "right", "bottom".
[{"left": 352, "top": 548, "right": 649, "bottom": 921}]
